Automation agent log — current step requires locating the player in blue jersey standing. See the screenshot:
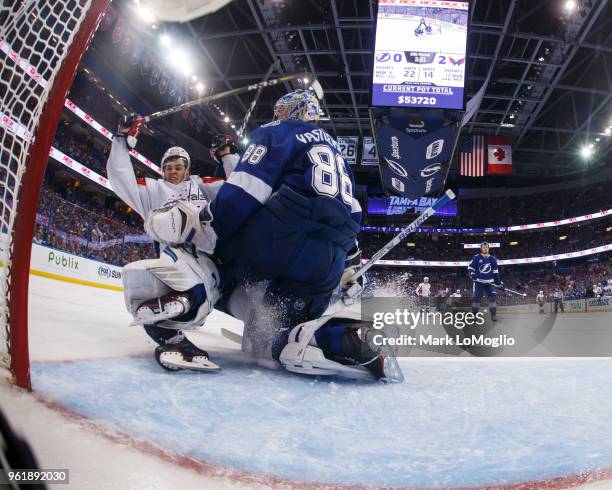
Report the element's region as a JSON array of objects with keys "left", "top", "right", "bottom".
[
  {"left": 467, "top": 241, "right": 501, "bottom": 322},
  {"left": 145, "top": 89, "right": 402, "bottom": 381}
]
